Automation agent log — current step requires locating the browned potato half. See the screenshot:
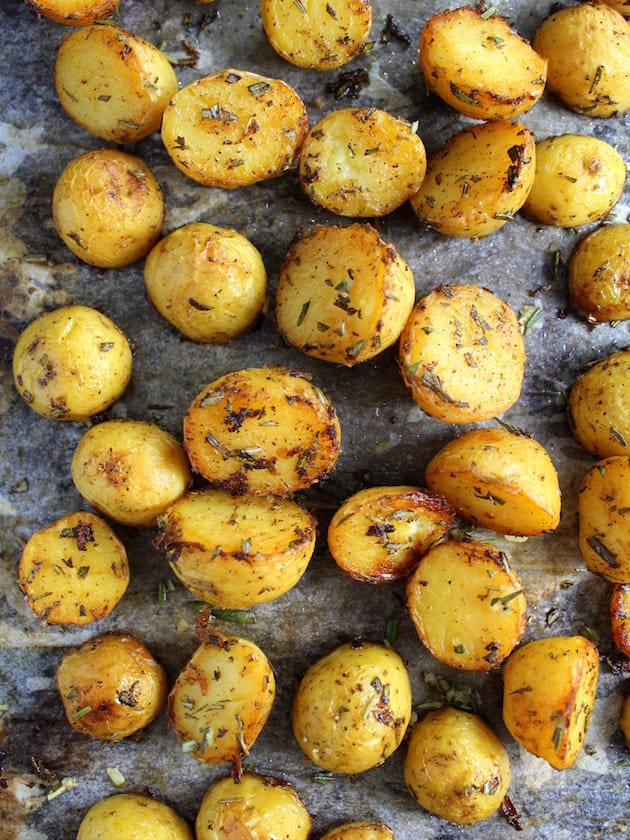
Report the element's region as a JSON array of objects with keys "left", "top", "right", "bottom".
[
  {"left": 71, "top": 419, "right": 192, "bottom": 527},
  {"left": 56, "top": 633, "right": 168, "bottom": 741},
  {"left": 568, "top": 224, "right": 630, "bottom": 322},
  {"left": 521, "top": 134, "right": 626, "bottom": 228},
  {"left": 19, "top": 511, "right": 129, "bottom": 626},
  {"left": 77, "top": 794, "right": 193, "bottom": 840},
  {"left": 12, "top": 304, "right": 132, "bottom": 421},
  {"left": 533, "top": 3, "right": 630, "bottom": 118},
  {"left": 611, "top": 583, "right": 630, "bottom": 657},
  {"left": 298, "top": 108, "right": 426, "bottom": 216},
  {"left": 291, "top": 639, "right": 412, "bottom": 774},
  {"left": 144, "top": 223, "right": 267, "bottom": 344},
  {"left": 502, "top": 635, "right": 599, "bottom": 770},
  {"left": 52, "top": 148, "right": 164, "bottom": 267},
  {"left": 327, "top": 485, "right": 454, "bottom": 584},
  {"left": 320, "top": 821, "right": 394, "bottom": 840},
  {"left": 183, "top": 366, "right": 341, "bottom": 495},
  {"left": 621, "top": 695, "right": 630, "bottom": 748},
  {"left": 161, "top": 69, "right": 308, "bottom": 188},
  {"left": 420, "top": 6, "right": 546, "bottom": 120},
  {"left": 406, "top": 540, "right": 526, "bottom": 671},
  {"left": 425, "top": 427, "right": 561, "bottom": 537},
  {"left": 276, "top": 223, "right": 415, "bottom": 366},
  {"left": 168, "top": 632, "right": 275, "bottom": 766},
  {"left": 410, "top": 120, "right": 536, "bottom": 238},
  {"left": 155, "top": 487, "right": 316, "bottom": 608},
  {"left": 25, "top": 0, "right": 118, "bottom": 25},
  {"left": 404, "top": 706, "right": 511, "bottom": 824},
  {"left": 398, "top": 284, "right": 525, "bottom": 423}
]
